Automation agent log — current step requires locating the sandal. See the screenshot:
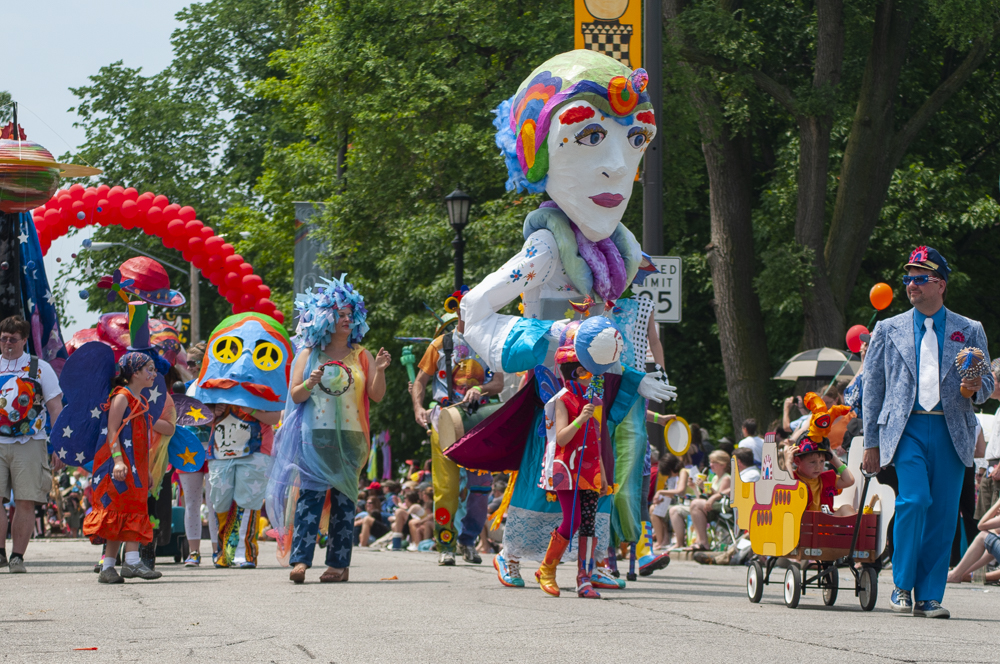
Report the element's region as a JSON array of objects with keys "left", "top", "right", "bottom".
[
  {"left": 289, "top": 563, "right": 307, "bottom": 584},
  {"left": 319, "top": 567, "right": 349, "bottom": 583}
]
